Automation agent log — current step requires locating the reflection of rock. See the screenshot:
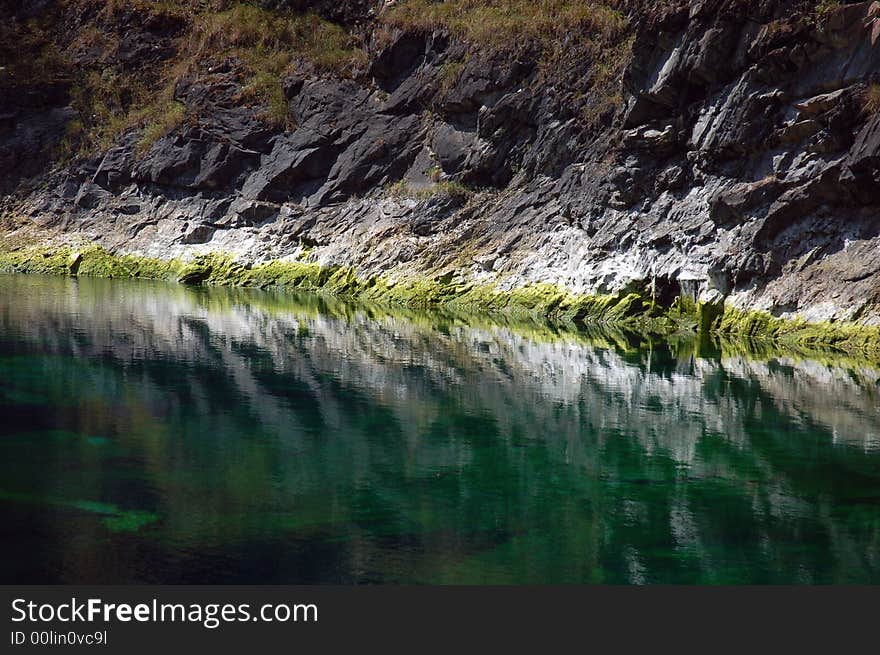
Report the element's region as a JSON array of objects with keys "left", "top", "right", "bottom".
[
  {"left": 2, "top": 275, "right": 880, "bottom": 583},
  {"left": 6, "top": 276, "right": 880, "bottom": 464}
]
